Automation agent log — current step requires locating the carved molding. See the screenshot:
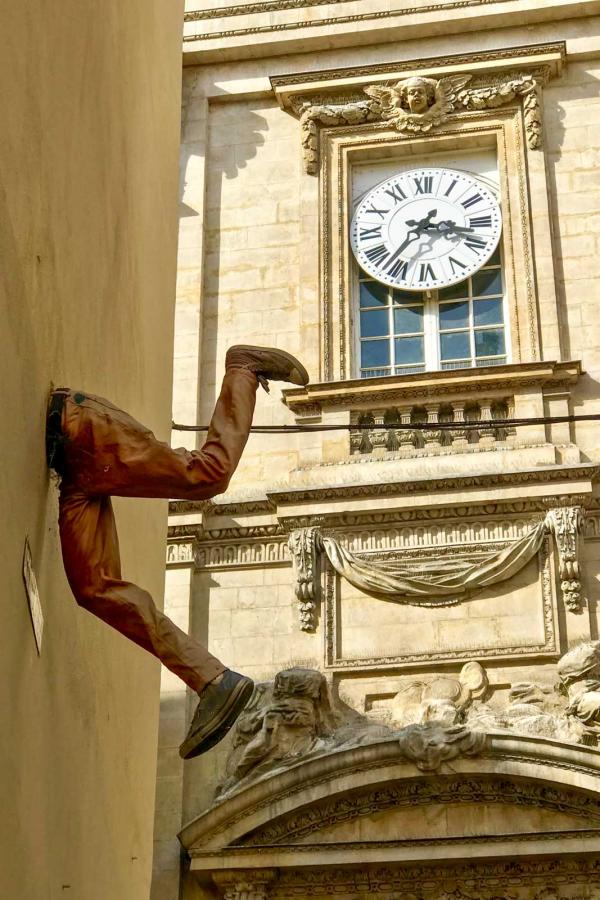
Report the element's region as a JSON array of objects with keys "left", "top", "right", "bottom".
[
  {"left": 288, "top": 527, "right": 321, "bottom": 630},
  {"left": 240, "top": 773, "right": 600, "bottom": 846},
  {"left": 267, "top": 857, "right": 600, "bottom": 897},
  {"left": 213, "top": 869, "right": 277, "bottom": 900},
  {"left": 195, "top": 537, "right": 289, "bottom": 570}
]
